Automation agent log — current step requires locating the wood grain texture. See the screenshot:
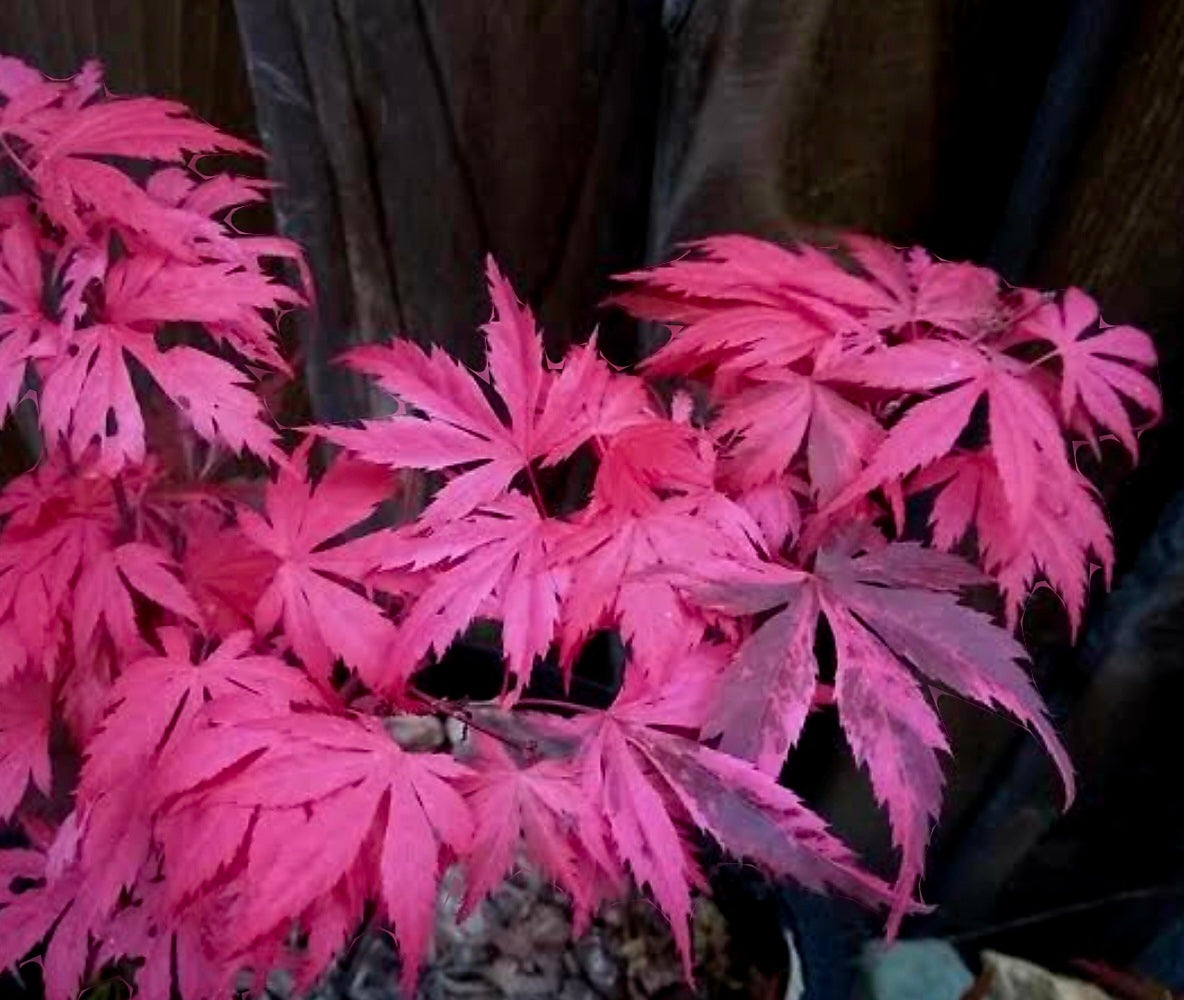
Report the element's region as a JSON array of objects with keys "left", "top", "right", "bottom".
[
  {"left": 1034, "top": 0, "right": 1184, "bottom": 574},
  {"left": 236, "top": 0, "right": 661, "bottom": 420},
  {"left": 1032, "top": 1, "right": 1184, "bottom": 330},
  {"left": 651, "top": 0, "right": 1074, "bottom": 259},
  {"left": 930, "top": 0, "right": 1184, "bottom": 941},
  {"left": 0, "top": 0, "right": 254, "bottom": 136}
]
